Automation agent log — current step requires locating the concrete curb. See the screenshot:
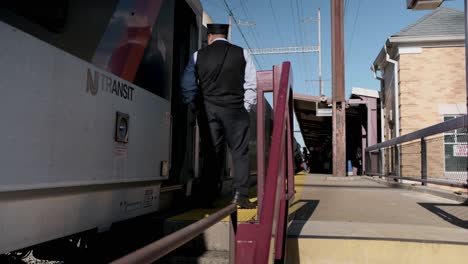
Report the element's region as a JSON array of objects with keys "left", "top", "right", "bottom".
[
  {"left": 324, "top": 176, "right": 363, "bottom": 181},
  {"left": 363, "top": 176, "right": 468, "bottom": 204}
]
